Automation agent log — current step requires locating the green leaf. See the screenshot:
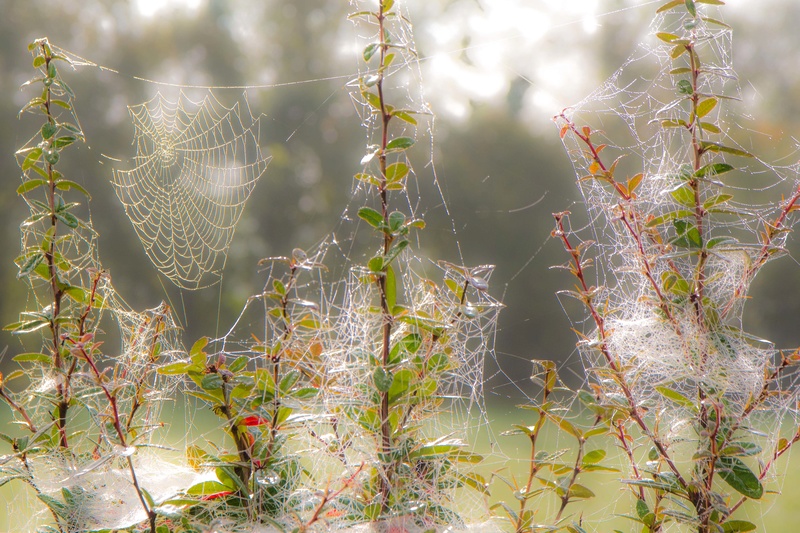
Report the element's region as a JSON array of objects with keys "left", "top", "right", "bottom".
[
  {"left": 5, "top": 319, "right": 49, "bottom": 334},
  {"left": 670, "top": 67, "right": 692, "bottom": 75},
  {"left": 363, "top": 43, "right": 380, "bottom": 62},
  {"left": 279, "top": 370, "right": 300, "bottom": 393},
  {"left": 426, "top": 352, "right": 450, "bottom": 374},
  {"left": 696, "top": 97, "right": 718, "bottom": 118},
  {"left": 201, "top": 373, "right": 223, "bottom": 391},
  {"left": 685, "top": 0, "right": 696, "bottom": 16},
  {"left": 656, "top": 32, "right": 680, "bottom": 43},
  {"left": 696, "top": 163, "right": 734, "bottom": 177},
  {"left": 186, "top": 480, "right": 232, "bottom": 496},
  {"left": 388, "top": 211, "right": 405, "bottom": 232},
  {"left": 720, "top": 442, "right": 762, "bottom": 457},
  {"left": 702, "top": 16, "right": 731, "bottom": 28},
  {"left": 41, "top": 122, "right": 57, "bottom": 140},
  {"left": 671, "top": 44, "right": 688, "bottom": 59},
  {"left": 703, "top": 194, "right": 733, "bottom": 209},
  {"left": 363, "top": 502, "right": 382, "bottom": 521},
  {"left": 582, "top": 449, "right": 606, "bottom": 465},
  {"left": 385, "top": 136, "right": 415, "bottom": 152},
  {"left": 636, "top": 498, "right": 650, "bottom": 520},
  {"left": 51, "top": 99, "right": 72, "bottom": 110},
  {"left": 672, "top": 219, "right": 702, "bottom": 248},
  {"left": 358, "top": 206, "right": 384, "bottom": 229},
  {"left": 699, "top": 121, "right": 721, "bottom": 134},
  {"left": 700, "top": 142, "right": 754, "bottom": 158},
  {"left": 456, "top": 472, "right": 489, "bottom": 494},
  {"left": 190, "top": 337, "right": 209, "bottom": 366},
  {"left": 141, "top": 487, "right": 156, "bottom": 509},
  {"left": 676, "top": 79, "right": 693, "bottom": 95},
  {"left": 671, "top": 185, "right": 695, "bottom": 207},
  {"left": 17, "top": 252, "right": 44, "bottom": 278},
  {"left": 368, "top": 256, "right": 384, "bottom": 272},
  {"left": 255, "top": 368, "right": 276, "bottom": 395},
  {"left": 386, "top": 163, "right": 411, "bottom": 183},
  {"left": 388, "top": 368, "right": 413, "bottom": 402},
  {"left": 385, "top": 264, "right": 397, "bottom": 310},
  {"left": 706, "top": 236, "right": 737, "bottom": 249},
  {"left": 646, "top": 209, "right": 693, "bottom": 227},
  {"left": 354, "top": 172, "right": 380, "bottom": 187},
  {"left": 362, "top": 91, "right": 381, "bottom": 110},
  {"left": 655, "top": 386, "right": 697, "bottom": 410},
  {"left": 568, "top": 484, "right": 595, "bottom": 499},
  {"left": 554, "top": 417, "right": 582, "bottom": 439},
  {"left": 17, "top": 179, "right": 48, "bottom": 195},
  {"left": 33, "top": 56, "right": 46, "bottom": 69},
  {"left": 392, "top": 110, "right": 417, "bottom": 125},
  {"left": 13, "top": 352, "right": 51, "bottom": 364},
  {"left": 52, "top": 136, "right": 77, "bottom": 149},
  {"left": 410, "top": 442, "right": 464, "bottom": 460},
  {"left": 228, "top": 355, "right": 249, "bottom": 373},
  {"left": 661, "top": 119, "right": 687, "bottom": 129},
  {"left": 383, "top": 239, "right": 408, "bottom": 266},
  {"left": 21, "top": 148, "right": 43, "bottom": 171},
  {"left": 158, "top": 362, "right": 190, "bottom": 375},
  {"left": 721, "top": 520, "right": 756, "bottom": 533},
  {"left": 291, "top": 387, "right": 319, "bottom": 399},
  {"left": 656, "top": 0, "right": 683, "bottom": 12},
  {"left": 373, "top": 367, "right": 393, "bottom": 392},
  {"left": 272, "top": 278, "right": 286, "bottom": 296},
  {"left": 716, "top": 457, "right": 763, "bottom": 499},
  {"left": 55, "top": 211, "right": 79, "bottom": 229}
]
